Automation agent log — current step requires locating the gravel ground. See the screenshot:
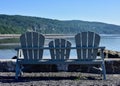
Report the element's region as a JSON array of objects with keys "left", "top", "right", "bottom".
[{"left": 0, "top": 72, "right": 120, "bottom": 86}]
